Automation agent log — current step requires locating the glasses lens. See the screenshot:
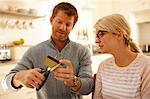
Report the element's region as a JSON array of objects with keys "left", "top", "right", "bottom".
[{"left": 96, "top": 30, "right": 107, "bottom": 39}]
